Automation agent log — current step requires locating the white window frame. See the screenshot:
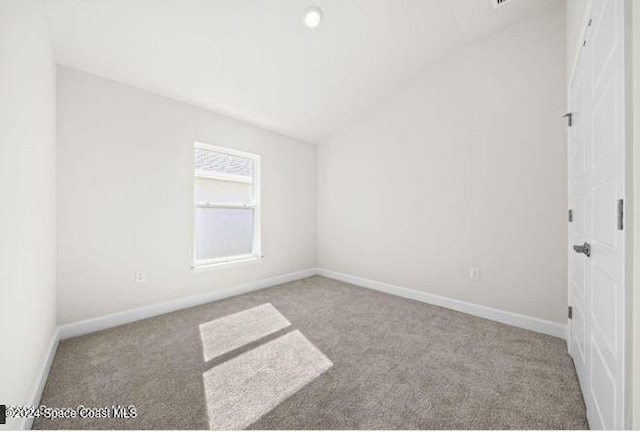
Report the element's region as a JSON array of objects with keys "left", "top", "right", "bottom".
[{"left": 192, "top": 142, "right": 261, "bottom": 269}]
